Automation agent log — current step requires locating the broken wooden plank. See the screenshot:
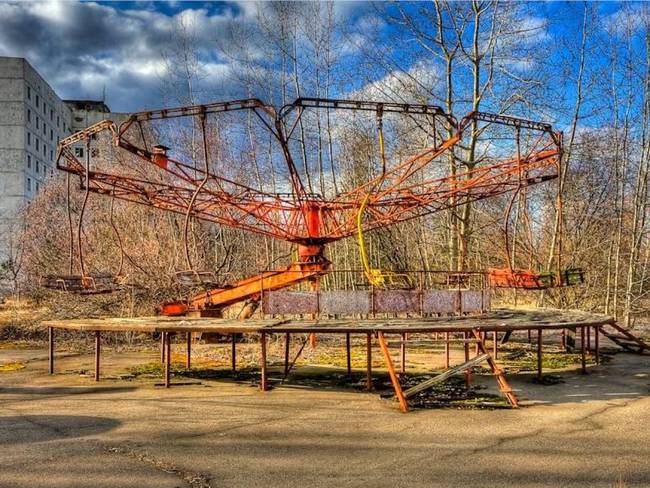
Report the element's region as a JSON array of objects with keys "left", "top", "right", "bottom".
[{"left": 402, "top": 354, "right": 489, "bottom": 399}]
